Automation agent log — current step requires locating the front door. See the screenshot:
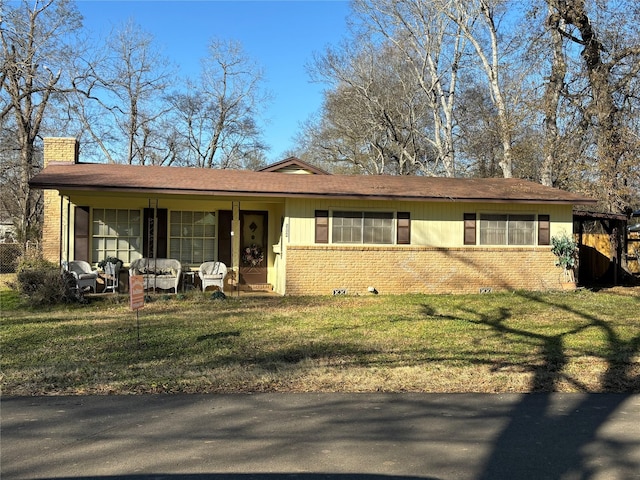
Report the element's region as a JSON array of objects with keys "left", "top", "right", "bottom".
[{"left": 240, "top": 211, "right": 267, "bottom": 286}]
